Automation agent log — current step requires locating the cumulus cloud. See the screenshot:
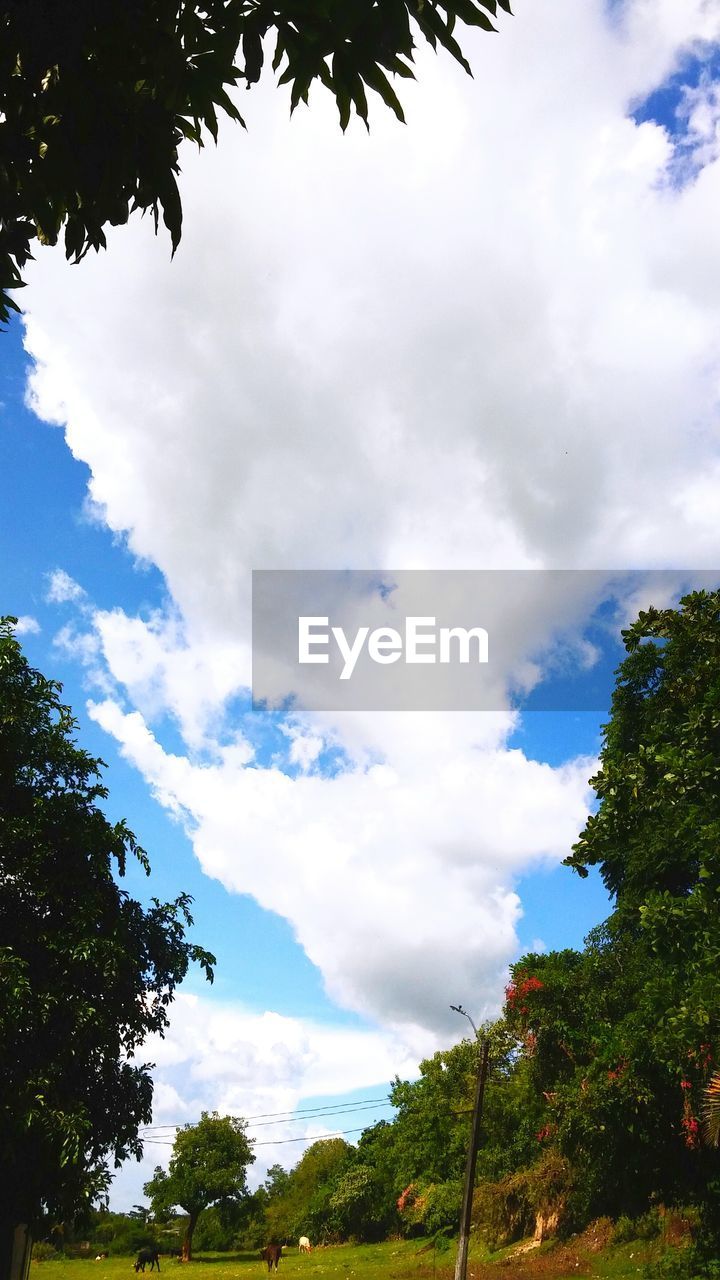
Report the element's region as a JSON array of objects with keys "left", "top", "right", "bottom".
[
  {"left": 16, "top": 0, "right": 720, "bottom": 1039},
  {"left": 45, "top": 569, "right": 87, "bottom": 605},
  {"left": 87, "top": 692, "right": 593, "bottom": 1036},
  {"left": 110, "top": 994, "right": 420, "bottom": 1207},
  {"left": 13, "top": 615, "right": 40, "bottom": 636},
  {"left": 24, "top": 4, "right": 720, "bottom": 604}
]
